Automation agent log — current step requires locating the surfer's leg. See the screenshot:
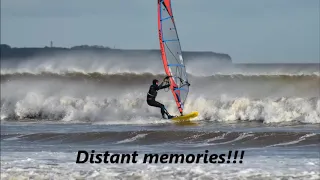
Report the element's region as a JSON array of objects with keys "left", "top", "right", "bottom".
[
  {"left": 156, "top": 101, "right": 168, "bottom": 118},
  {"left": 147, "top": 100, "right": 168, "bottom": 118},
  {"left": 156, "top": 103, "right": 175, "bottom": 118}
]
